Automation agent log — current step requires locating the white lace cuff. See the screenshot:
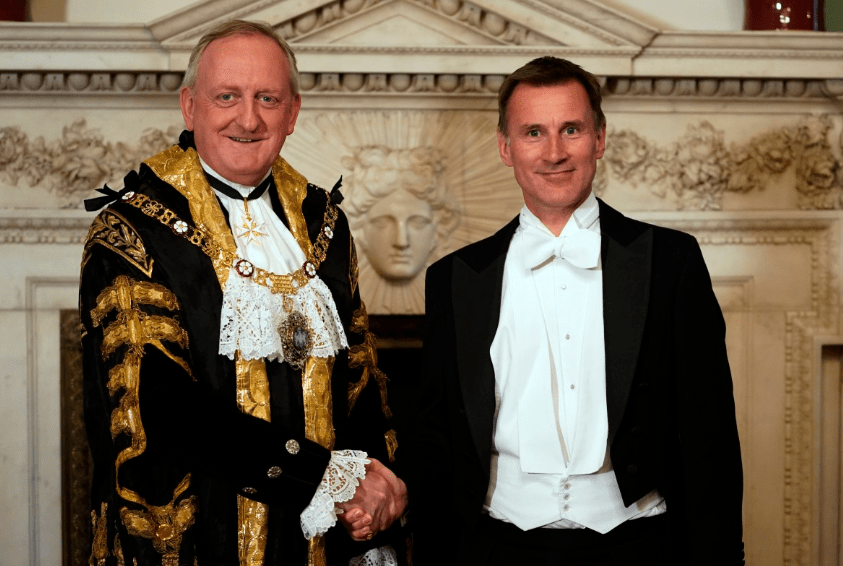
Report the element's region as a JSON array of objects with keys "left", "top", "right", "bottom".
[
  {"left": 349, "top": 546, "right": 398, "bottom": 566},
  {"left": 300, "top": 449, "right": 369, "bottom": 539}
]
